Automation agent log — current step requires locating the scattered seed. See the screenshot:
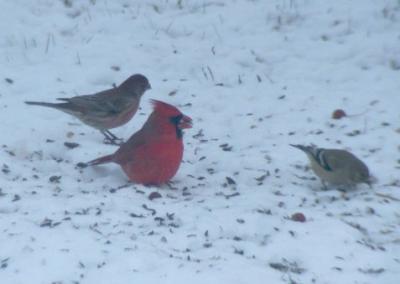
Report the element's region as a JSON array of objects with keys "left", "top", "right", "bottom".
[
  {"left": 49, "top": 176, "right": 61, "bottom": 183},
  {"left": 148, "top": 191, "right": 162, "bottom": 201},
  {"left": 64, "top": 142, "right": 80, "bottom": 149}
]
